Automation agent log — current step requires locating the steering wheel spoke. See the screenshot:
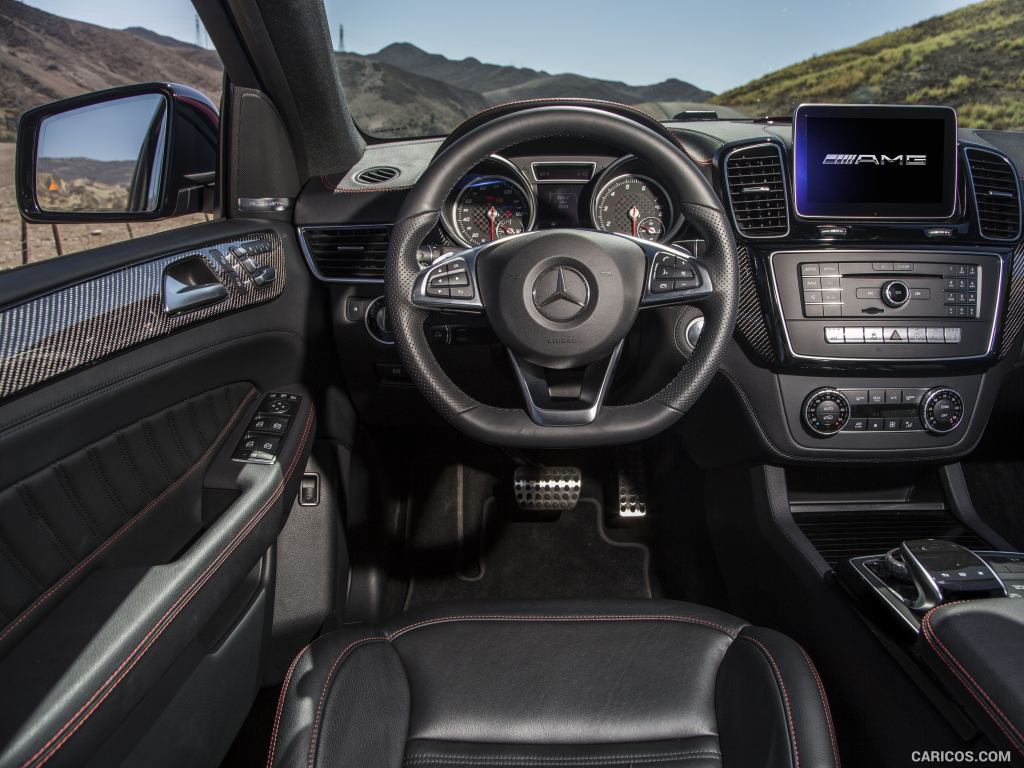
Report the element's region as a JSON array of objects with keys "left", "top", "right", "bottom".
[
  {"left": 620, "top": 236, "right": 715, "bottom": 307},
  {"left": 411, "top": 245, "right": 486, "bottom": 312},
  {"left": 508, "top": 340, "right": 624, "bottom": 427}
]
